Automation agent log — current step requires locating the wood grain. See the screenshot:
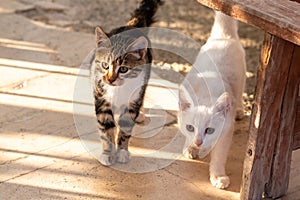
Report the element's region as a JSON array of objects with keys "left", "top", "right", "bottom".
[
  {"left": 291, "top": 0, "right": 300, "bottom": 3},
  {"left": 197, "top": 0, "right": 300, "bottom": 46},
  {"left": 240, "top": 34, "right": 295, "bottom": 199},
  {"left": 294, "top": 132, "right": 300, "bottom": 150},
  {"left": 293, "top": 96, "right": 300, "bottom": 150},
  {"left": 267, "top": 45, "right": 300, "bottom": 197}
]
